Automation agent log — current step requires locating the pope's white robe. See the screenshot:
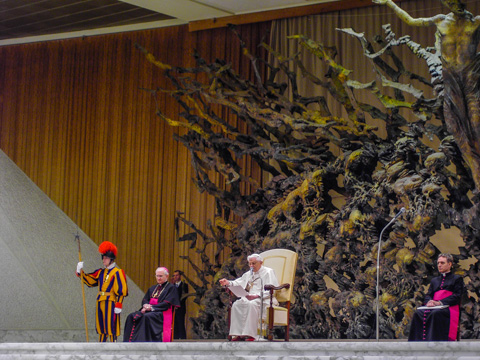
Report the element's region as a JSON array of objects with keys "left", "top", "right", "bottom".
[{"left": 228, "top": 266, "right": 279, "bottom": 339}]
